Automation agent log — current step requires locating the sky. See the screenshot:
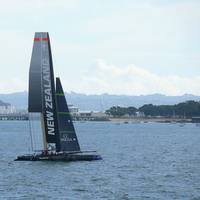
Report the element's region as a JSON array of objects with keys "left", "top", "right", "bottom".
[{"left": 0, "top": 0, "right": 200, "bottom": 95}]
